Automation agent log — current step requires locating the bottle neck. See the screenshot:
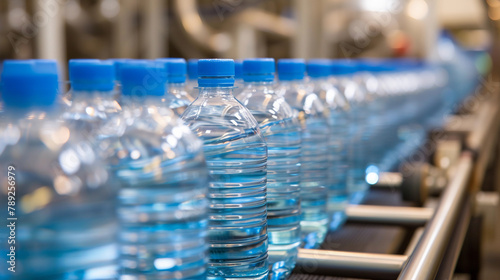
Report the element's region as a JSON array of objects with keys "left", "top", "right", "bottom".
[
  {"left": 242, "top": 80, "right": 275, "bottom": 92},
  {"left": 71, "top": 90, "right": 116, "bottom": 102},
  {"left": 278, "top": 79, "right": 303, "bottom": 87},
  {"left": 309, "top": 77, "right": 328, "bottom": 83},
  {"left": 243, "top": 80, "right": 274, "bottom": 86},
  {"left": 121, "top": 94, "right": 163, "bottom": 106},
  {"left": 309, "top": 77, "right": 330, "bottom": 91},
  {"left": 333, "top": 74, "right": 353, "bottom": 79},
  {"left": 3, "top": 107, "right": 57, "bottom": 123},
  {"left": 167, "top": 82, "right": 186, "bottom": 90},
  {"left": 198, "top": 86, "right": 235, "bottom": 97}
]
